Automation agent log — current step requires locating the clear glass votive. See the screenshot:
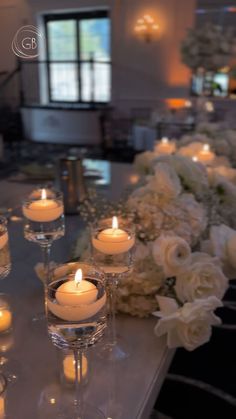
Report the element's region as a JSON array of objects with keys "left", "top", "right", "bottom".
[
  {"left": 46, "top": 262, "right": 107, "bottom": 350},
  {"left": 0, "top": 217, "right": 11, "bottom": 280},
  {"left": 91, "top": 217, "right": 135, "bottom": 276},
  {"left": 22, "top": 187, "right": 65, "bottom": 246},
  {"left": 0, "top": 373, "right": 7, "bottom": 418}
]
